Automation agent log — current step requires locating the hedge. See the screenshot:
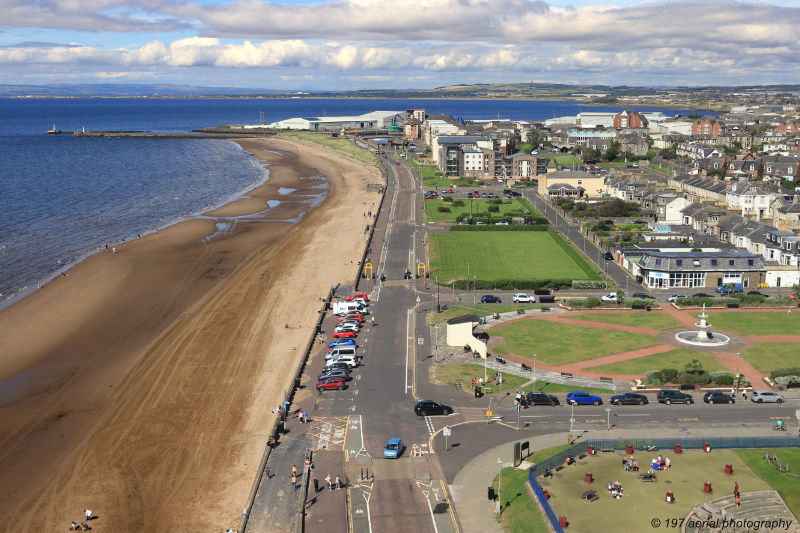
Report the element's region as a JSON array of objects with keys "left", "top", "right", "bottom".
[
  {"left": 572, "top": 280, "right": 608, "bottom": 290},
  {"left": 448, "top": 278, "right": 574, "bottom": 290},
  {"left": 771, "top": 367, "right": 800, "bottom": 379},
  {"left": 449, "top": 224, "right": 548, "bottom": 231}
]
